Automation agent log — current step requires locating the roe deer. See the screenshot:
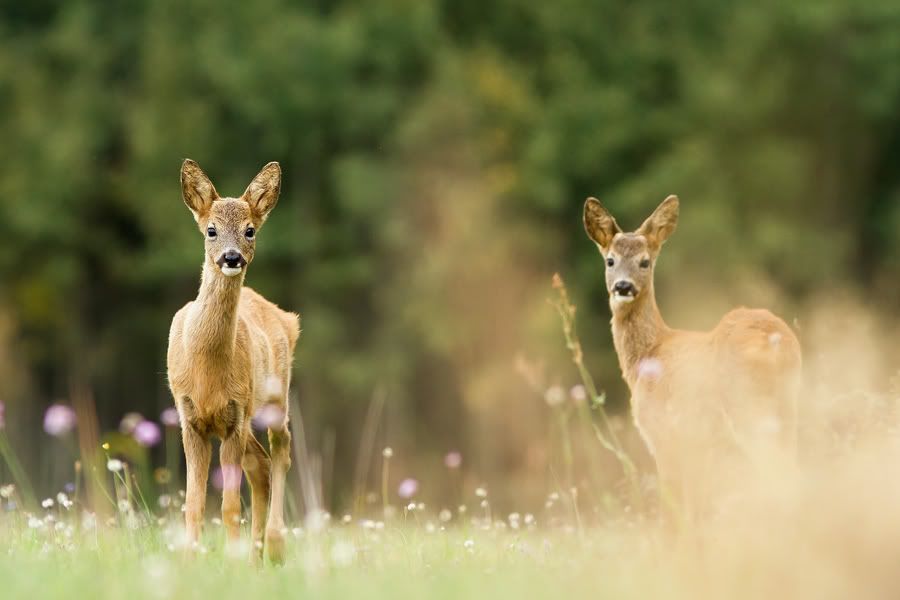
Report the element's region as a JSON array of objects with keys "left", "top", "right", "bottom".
[
  {"left": 167, "top": 159, "right": 299, "bottom": 564},
  {"left": 583, "top": 195, "right": 801, "bottom": 519}
]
